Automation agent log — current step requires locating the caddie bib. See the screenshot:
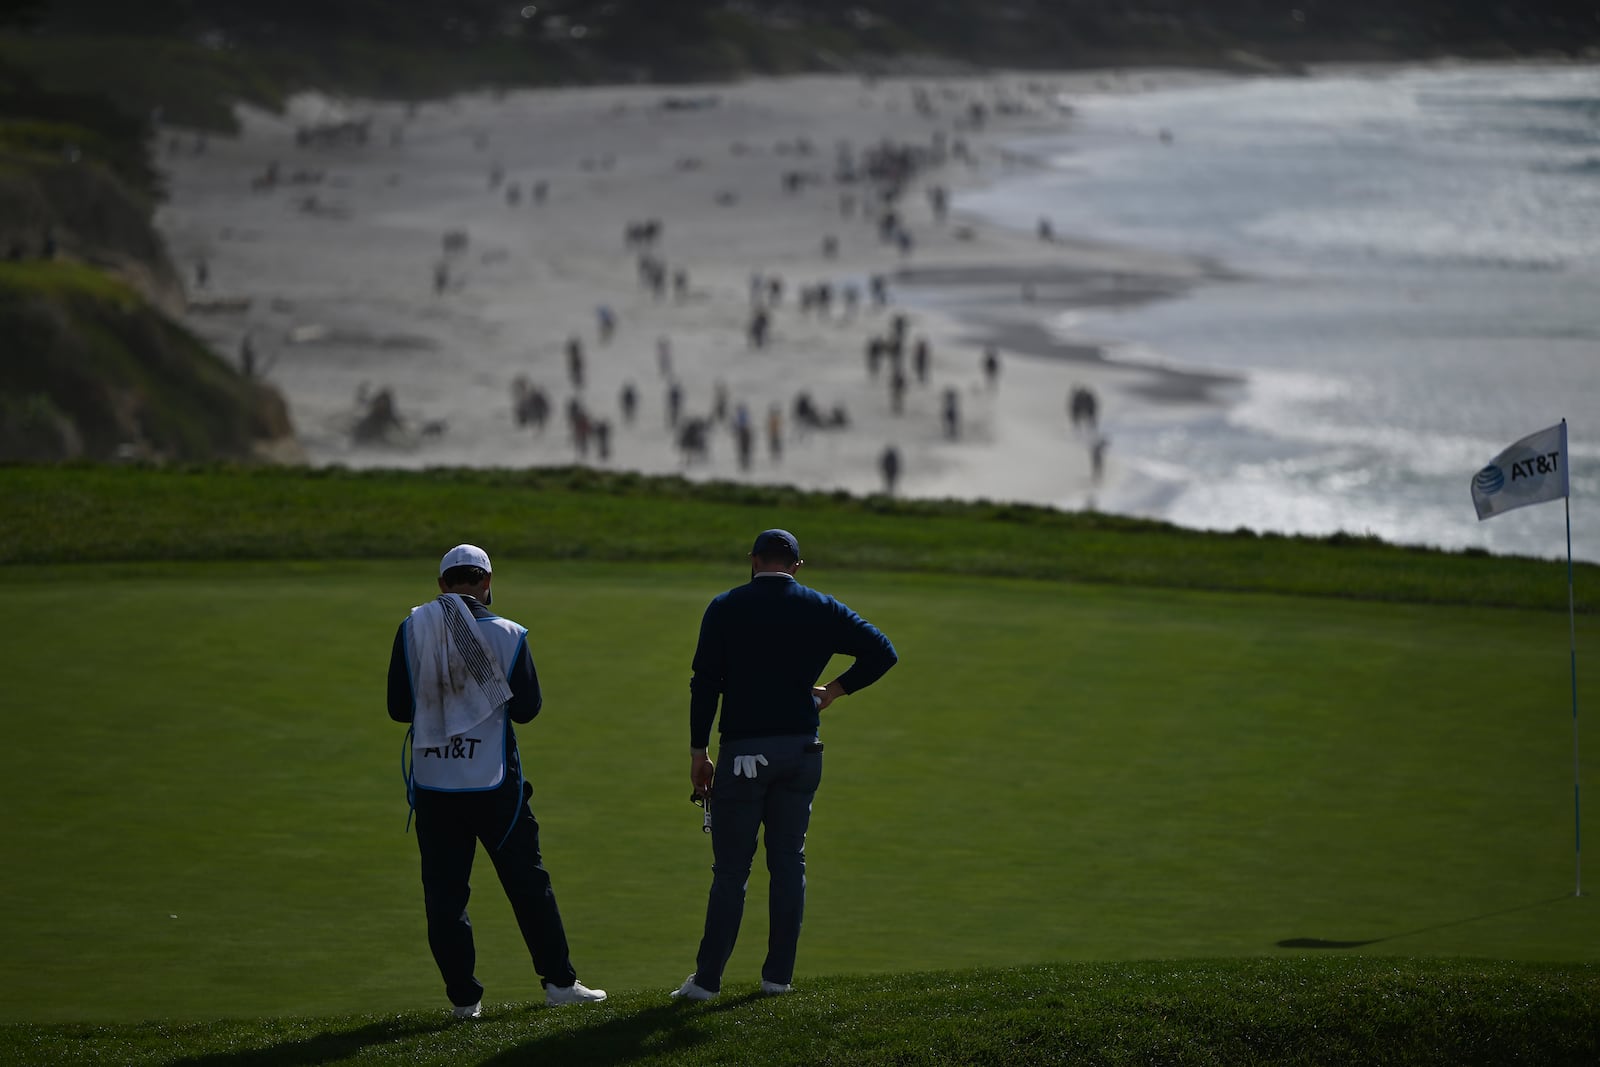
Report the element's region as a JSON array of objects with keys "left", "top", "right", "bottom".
[{"left": 412, "top": 708, "right": 509, "bottom": 791}]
